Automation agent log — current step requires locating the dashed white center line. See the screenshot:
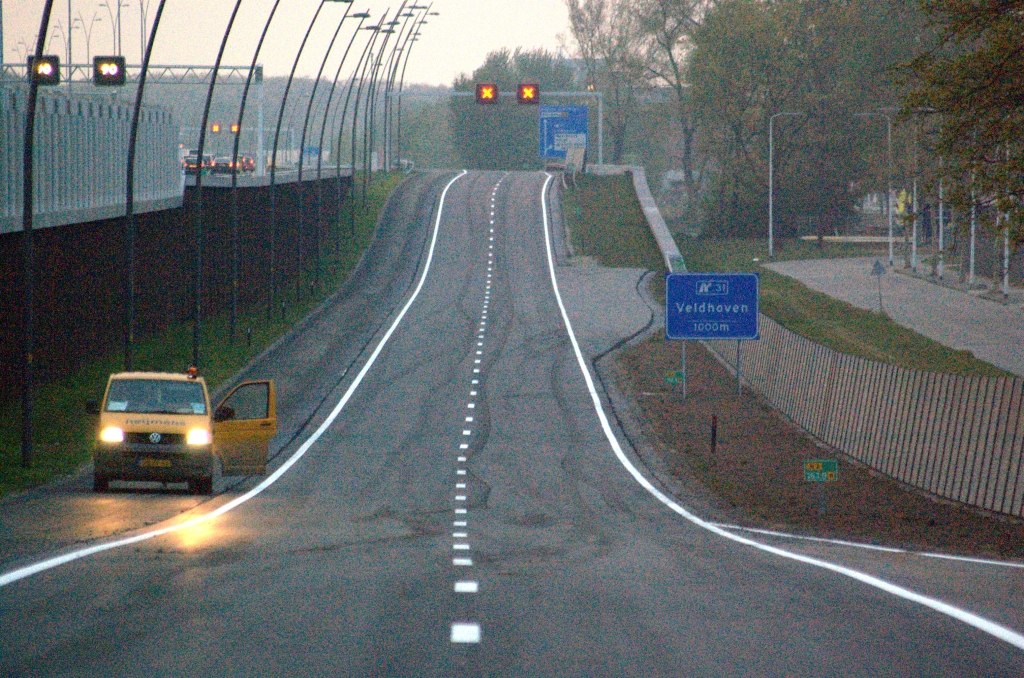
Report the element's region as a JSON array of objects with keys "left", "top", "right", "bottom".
[
  {"left": 451, "top": 623, "right": 481, "bottom": 643},
  {"left": 454, "top": 581, "right": 478, "bottom": 593},
  {"left": 456, "top": 483, "right": 466, "bottom": 489},
  {"left": 453, "top": 544, "right": 471, "bottom": 551},
  {"left": 457, "top": 469, "right": 467, "bottom": 476},
  {"left": 453, "top": 557, "right": 472, "bottom": 566},
  {"left": 454, "top": 520, "right": 467, "bottom": 527},
  {"left": 458, "top": 456, "right": 467, "bottom": 462},
  {"left": 455, "top": 495, "right": 467, "bottom": 501},
  {"left": 455, "top": 508, "right": 467, "bottom": 514}
]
